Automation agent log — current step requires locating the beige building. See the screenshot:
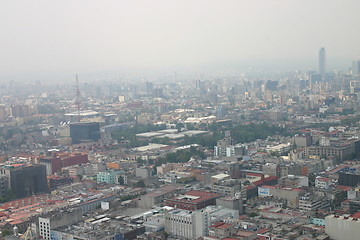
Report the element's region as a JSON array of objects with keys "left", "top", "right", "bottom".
[
  {"left": 138, "top": 185, "right": 179, "bottom": 209},
  {"left": 325, "top": 214, "right": 360, "bottom": 240}
]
